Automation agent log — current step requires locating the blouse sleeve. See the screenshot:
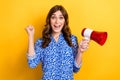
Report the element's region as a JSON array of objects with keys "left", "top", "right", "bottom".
[
  {"left": 27, "top": 39, "right": 43, "bottom": 68},
  {"left": 71, "top": 35, "right": 82, "bottom": 73}
]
